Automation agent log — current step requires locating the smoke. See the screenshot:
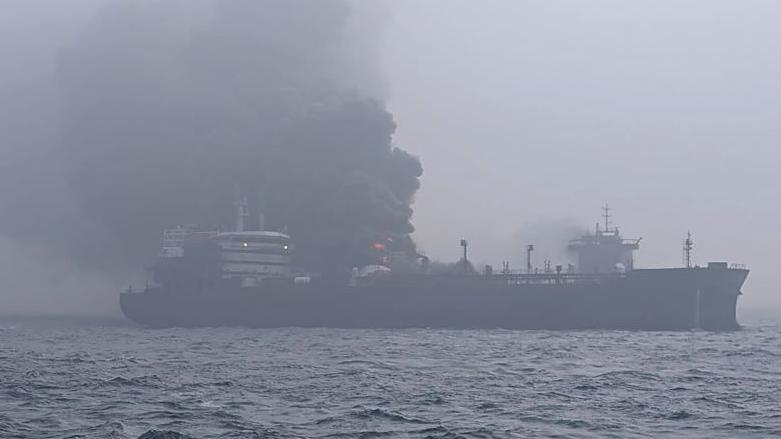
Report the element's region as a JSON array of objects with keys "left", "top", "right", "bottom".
[
  {"left": 1, "top": 0, "right": 421, "bottom": 281},
  {"left": 0, "top": 0, "right": 420, "bottom": 314},
  {"left": 0, "top": 237, "right": 118, "bottom": 316},
  {"left": 510, "top": 218, "right": 587, "bottom": 271}
]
